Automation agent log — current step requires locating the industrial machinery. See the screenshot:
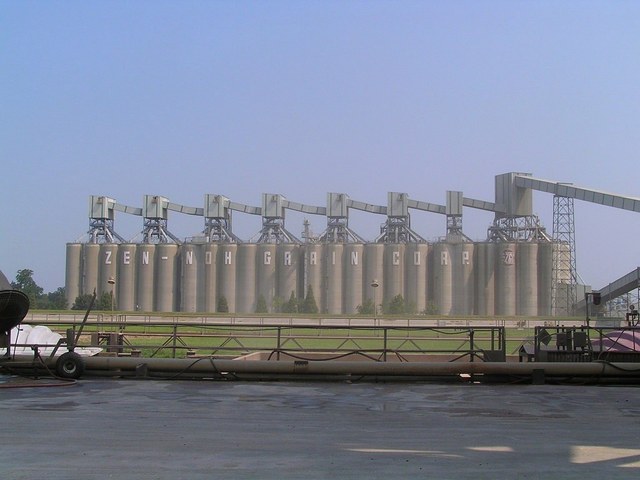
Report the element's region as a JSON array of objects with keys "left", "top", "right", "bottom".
[
  {"left": 65, "top": 172, "right": 640, "bottom": 317},
  {"left": 0, "top": 269, "right": 92, "bottom": 379},
  {"left": 0, "top": 270, "right": 30, "bottom": 356}
]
